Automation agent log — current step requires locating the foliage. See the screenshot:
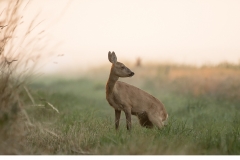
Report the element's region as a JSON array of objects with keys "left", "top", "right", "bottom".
[{"left": 0, "top": 0, "right": 58, "bottom": 154}]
